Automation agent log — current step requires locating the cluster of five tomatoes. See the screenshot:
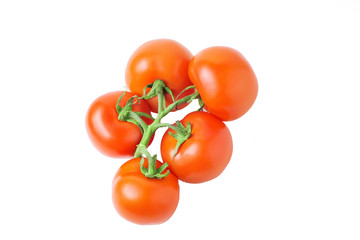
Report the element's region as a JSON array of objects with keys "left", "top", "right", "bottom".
[{"left": 85, "top": 39, "right": 258, "bottom": 225}]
